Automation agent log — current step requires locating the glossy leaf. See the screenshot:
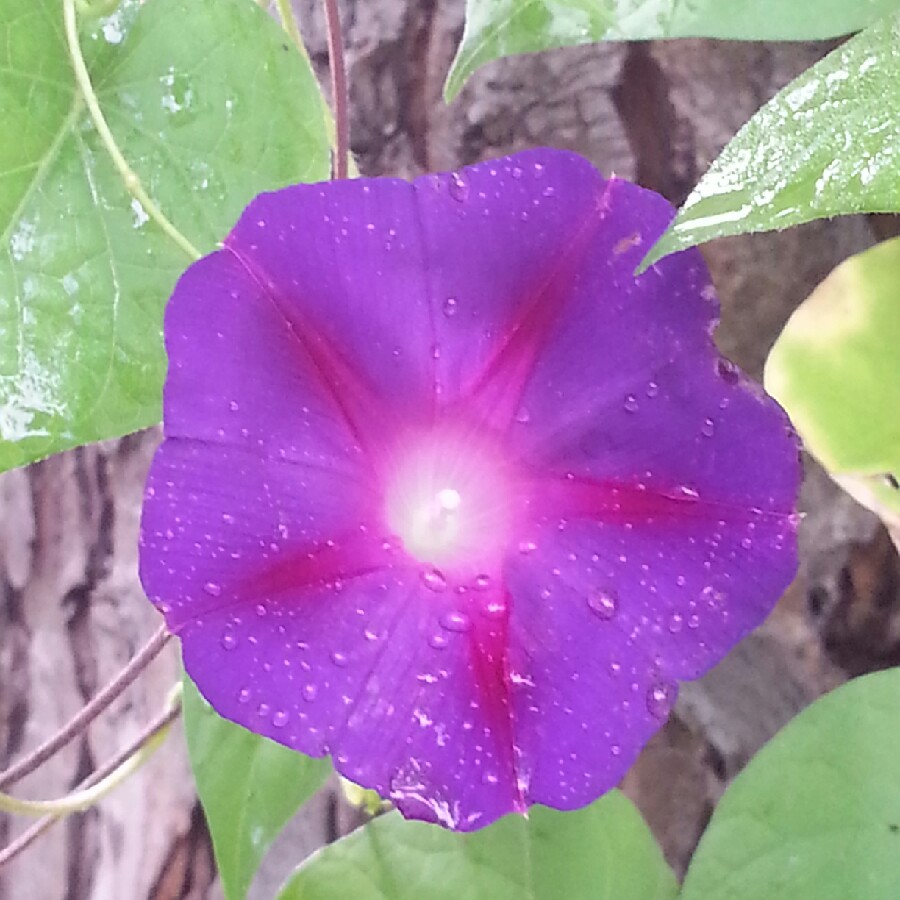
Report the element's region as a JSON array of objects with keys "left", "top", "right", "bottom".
[
  {"left": 0, "top": 0, "right": 329, "bottom": 470},
  {"left": 278, "top": 791, "right": 676, "bottom": 899},
  {"left": 182, "top": 677, "right": 331, "bottom": 900},
  {"left": 645, "top": 11, "right": 900, "bottom": 265},
  {"left": 681, "top": 668, "right": 900, "bottom": 900},
  {"left": 764, "top": 238, "right": 900, "bottom": 545},
  {"left": 446, "top": 0, "right": 900, "bottom": 99}
]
